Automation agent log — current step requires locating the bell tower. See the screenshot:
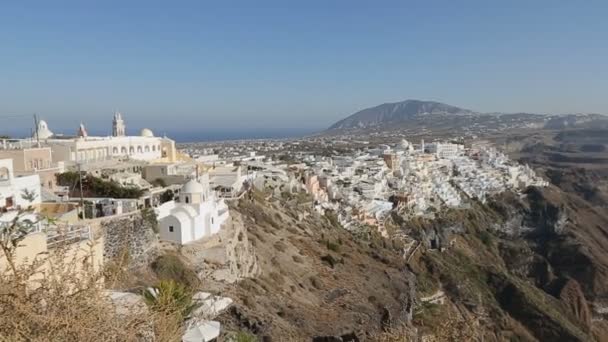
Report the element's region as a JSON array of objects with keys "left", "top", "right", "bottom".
[{"left": 112, "top": 111, "right": 126, "bottom": 137}]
